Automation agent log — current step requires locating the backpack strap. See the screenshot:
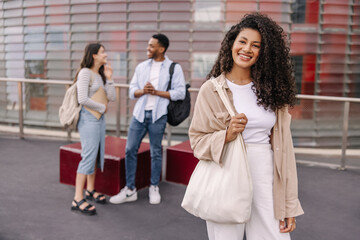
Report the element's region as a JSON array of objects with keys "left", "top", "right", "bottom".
[
  {"left": 166, "top": 62, "right": 177, "bottom": 91},
  {"left": 72, "top": 68, "right": 95, "bottom": 88}
]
